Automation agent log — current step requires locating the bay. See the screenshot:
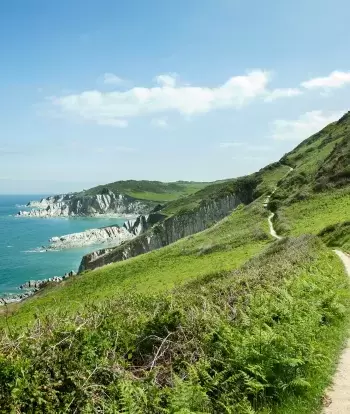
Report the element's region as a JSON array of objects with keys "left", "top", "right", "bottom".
[{"left": 0, "top": 195, "right": 126, "bottom": 294}]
